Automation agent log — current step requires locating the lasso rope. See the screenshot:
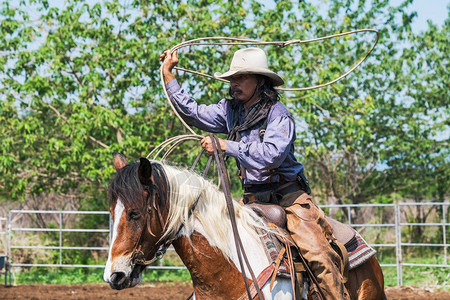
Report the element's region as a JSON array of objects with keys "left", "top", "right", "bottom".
[
  {"left": 146, "top": 31, "right": 380, "bottom": 300},
  {"left": 159, "top": 29, "right": 379, "bottom": 137}
]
